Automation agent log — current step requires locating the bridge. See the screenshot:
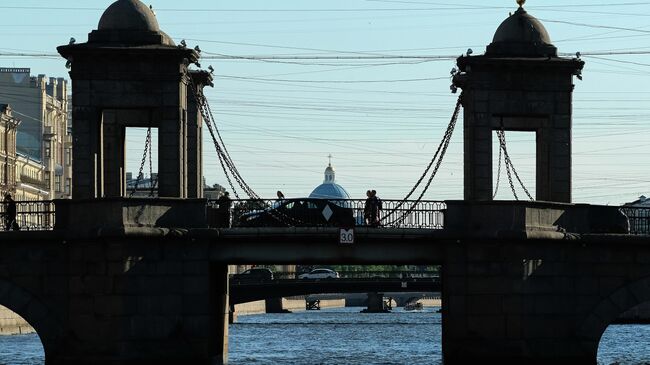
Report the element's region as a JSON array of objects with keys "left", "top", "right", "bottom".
[
  {"left": 2, "top": 200, "right": 649, "bottom": 365},
  {"left": 229, "top": 272, "right": 441, "bottom": 305},
  {"left": 0, "top": 1, "right": 649, "bottom": 365}
]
